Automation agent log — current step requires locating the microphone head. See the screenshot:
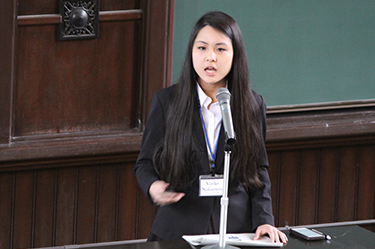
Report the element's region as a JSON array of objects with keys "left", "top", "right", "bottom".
[
  {"left": 216, "top": 87, "right": 231, "bottom": 103},
  {"left": 216, "top": 87, "right": 236, "bottom": 148}
]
